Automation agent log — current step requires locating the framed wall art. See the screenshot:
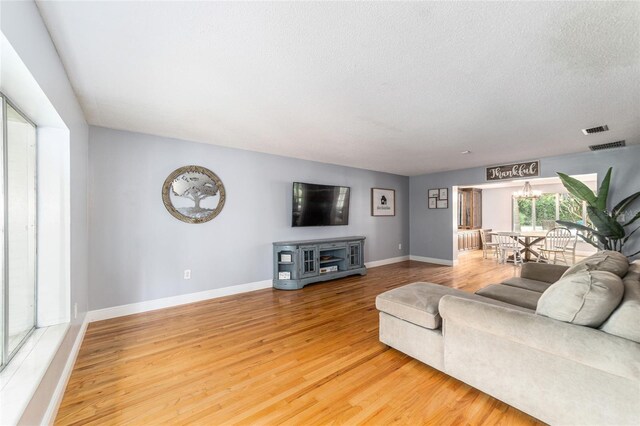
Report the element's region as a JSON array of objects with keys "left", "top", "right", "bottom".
[
  {"left": 439, "top": 188, "right": 448, "bottom": 200},
  {"left": 428, "top": 189, "right": 439, "bottom": 198},
  {"left": 436, "top": 199, "right": 448, "bottom": 209},
  {"left": 428, "top": 197, "right": 437, "bottom": 209},
  {"left": 162, "top": 165, "right": 226, "bottom": 224},
  {"left": 371, "top": 188, "right": 395, "bottom": 216}
]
